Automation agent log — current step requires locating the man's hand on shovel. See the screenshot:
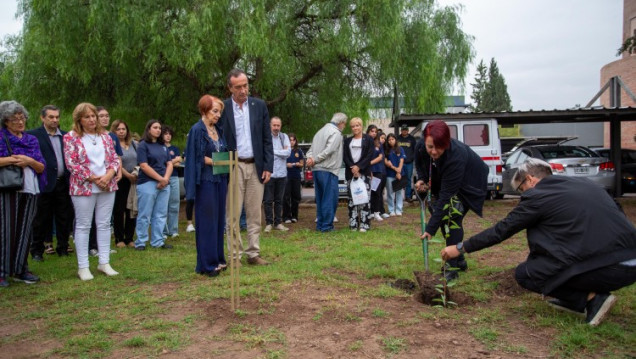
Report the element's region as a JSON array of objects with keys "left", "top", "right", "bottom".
[{"left": 420, "top": 232, "right": 432, "bottom": 241}]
